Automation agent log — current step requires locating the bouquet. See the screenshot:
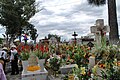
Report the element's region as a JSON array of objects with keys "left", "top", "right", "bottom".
[{"left": 48, "top": 55, "right": 61, "bottom": 71}]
